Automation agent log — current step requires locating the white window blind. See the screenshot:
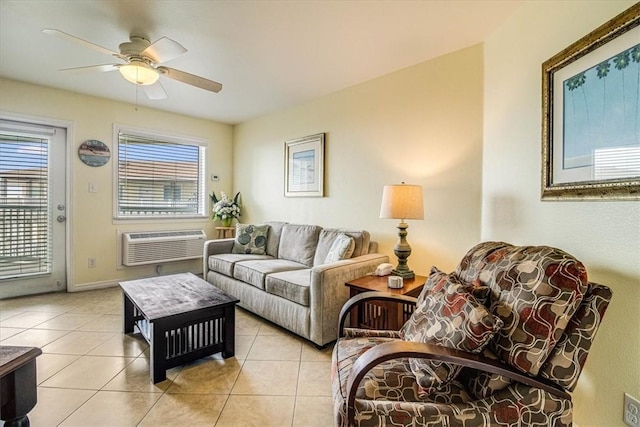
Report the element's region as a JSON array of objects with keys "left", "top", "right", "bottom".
[
  {"left": 0, "top": 132, "right": 51, "bottom": 278},
  {"left": 117, "top": 131, "right": 206, "bottom": 218}
]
